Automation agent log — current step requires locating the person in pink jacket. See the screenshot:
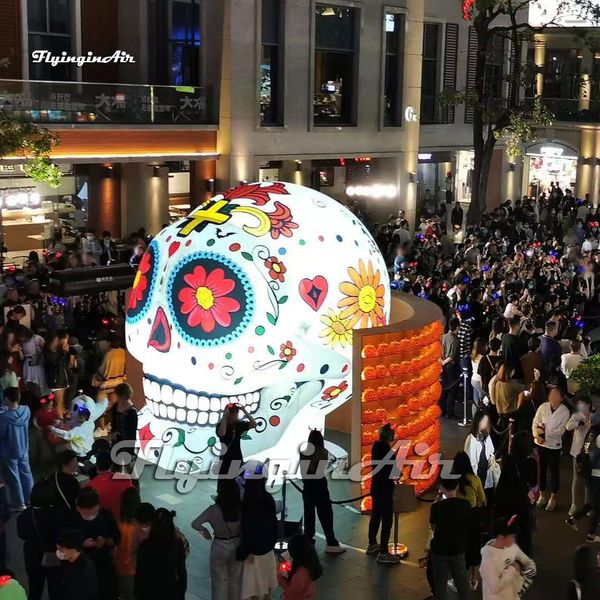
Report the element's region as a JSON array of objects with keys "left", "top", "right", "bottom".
[{"left": 277, "top": 535, "right": 322, "bottom": 600}]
